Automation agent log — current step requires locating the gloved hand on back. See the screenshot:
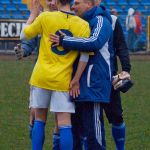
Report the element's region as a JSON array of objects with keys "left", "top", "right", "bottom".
[{"left": 14, "top": 44, "right": 24, "bottom": 60}]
